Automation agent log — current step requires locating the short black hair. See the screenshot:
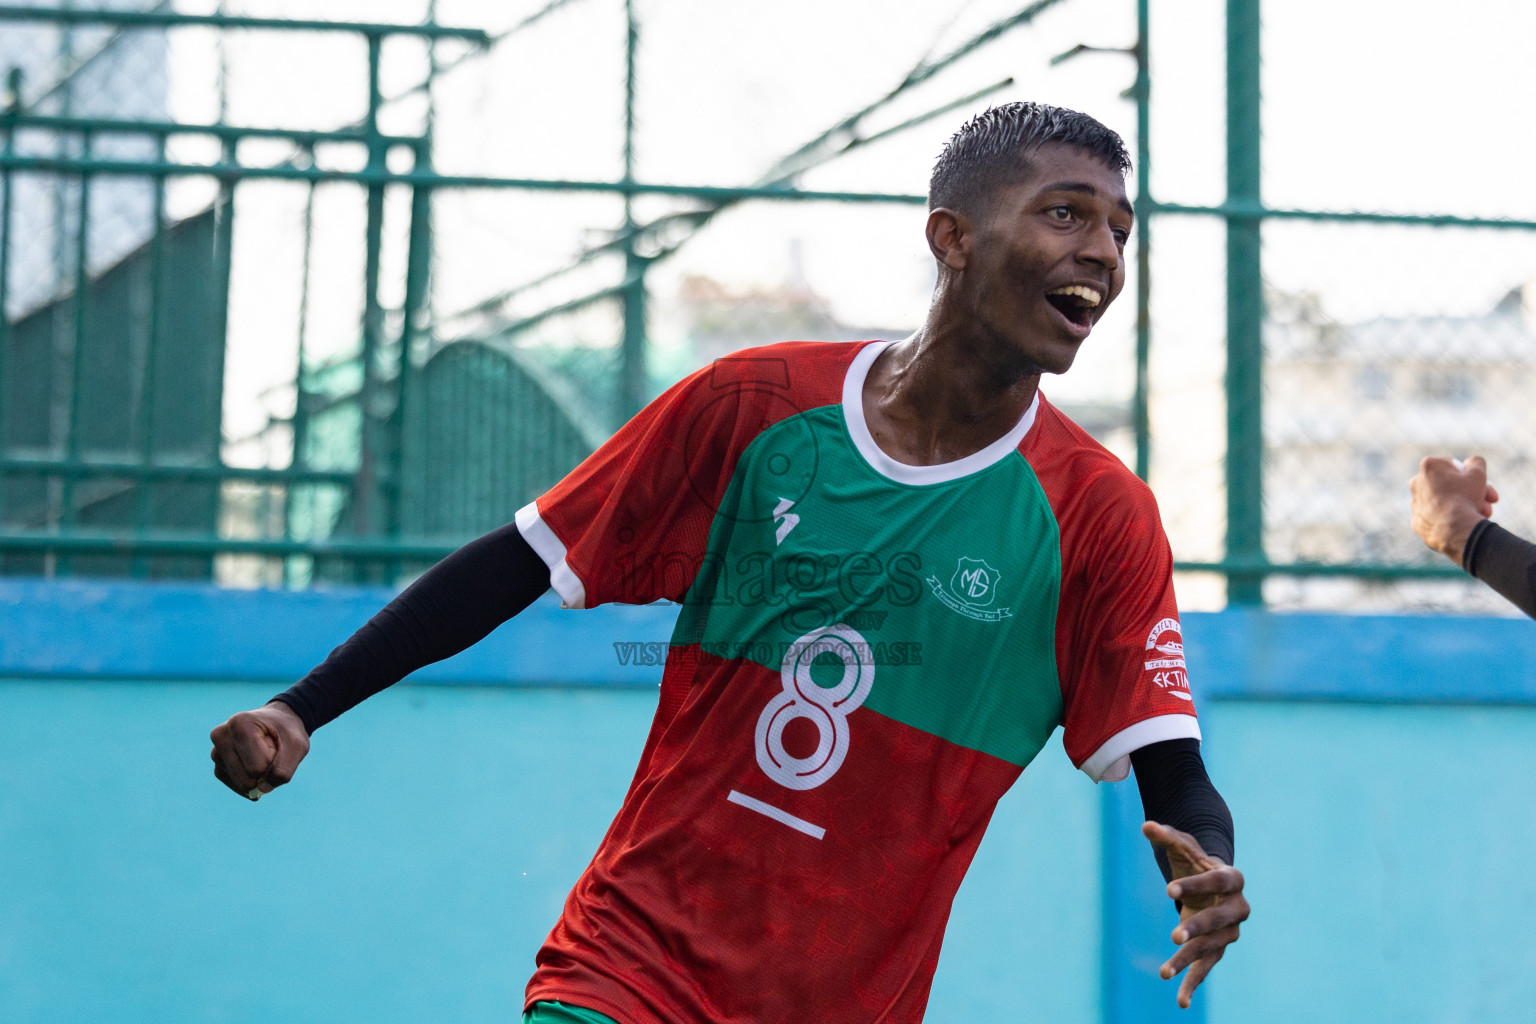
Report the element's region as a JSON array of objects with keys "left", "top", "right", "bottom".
[{"left": 928, "top": 101, "right": 1131, "bottom": 214}]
